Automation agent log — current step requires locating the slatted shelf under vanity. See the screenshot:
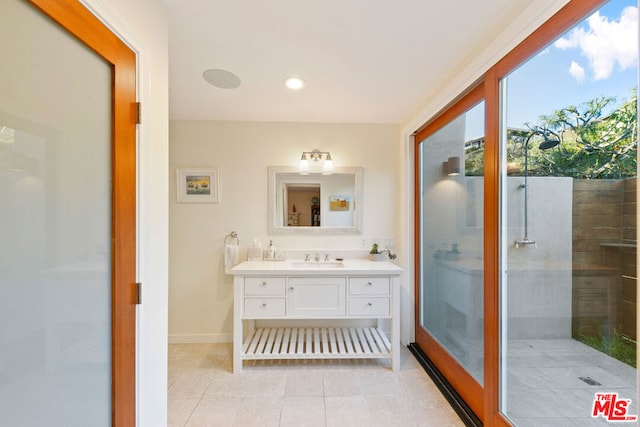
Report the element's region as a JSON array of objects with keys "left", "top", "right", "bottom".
[{"left": 242, "top": 327, "right": 392, "bottom": 360}]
